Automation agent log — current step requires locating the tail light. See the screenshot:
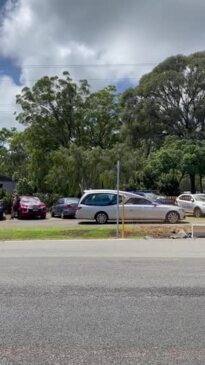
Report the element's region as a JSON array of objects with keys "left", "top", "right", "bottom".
[{"left": 66, "top": 204, "right": 72, "bottom": 209}]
